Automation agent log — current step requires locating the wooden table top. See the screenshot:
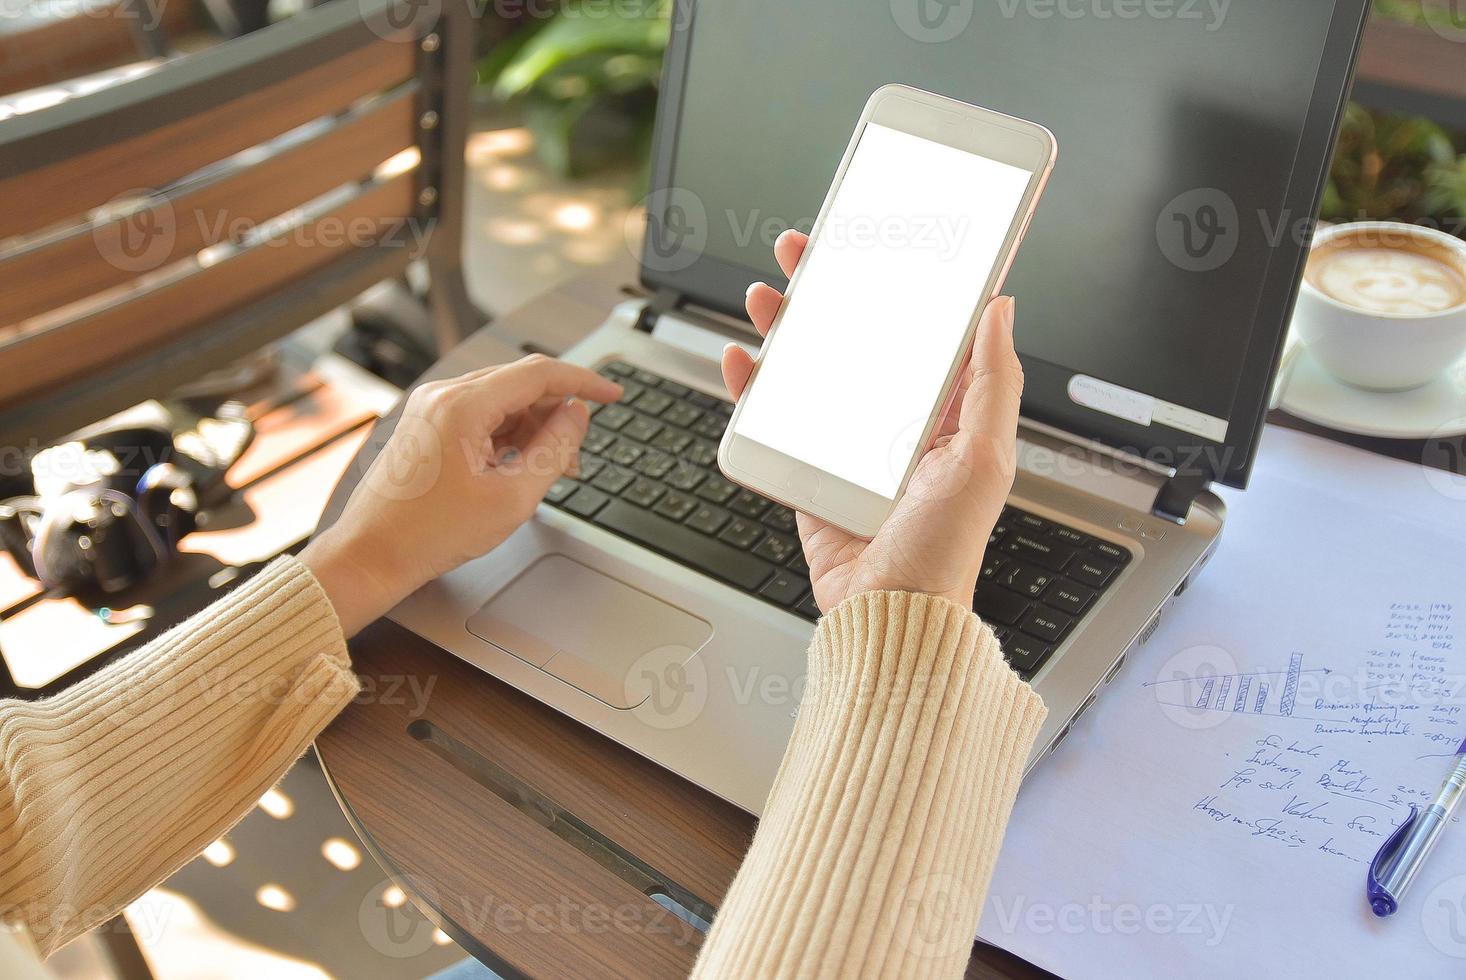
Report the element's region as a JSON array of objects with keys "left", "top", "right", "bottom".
[{"left": 314, "top": 253, "right": 1464, "bottom": 980}]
